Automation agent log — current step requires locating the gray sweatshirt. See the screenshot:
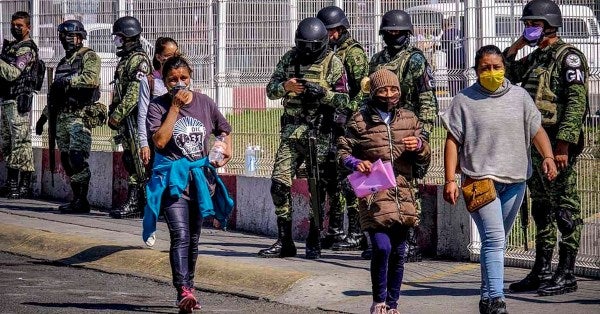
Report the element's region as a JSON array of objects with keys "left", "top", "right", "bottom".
[{"left": 439, "top": 80, "right": 541, "bottom": 183}]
